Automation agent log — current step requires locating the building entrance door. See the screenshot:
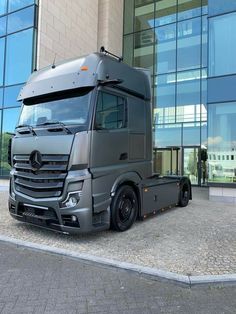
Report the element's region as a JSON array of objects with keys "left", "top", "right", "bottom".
[
  {"left": 153, "top": 147, "right": 181, "bottom": 176},
  {"left": 182, "top": 147, "right": 206, "bottom": 186}
]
